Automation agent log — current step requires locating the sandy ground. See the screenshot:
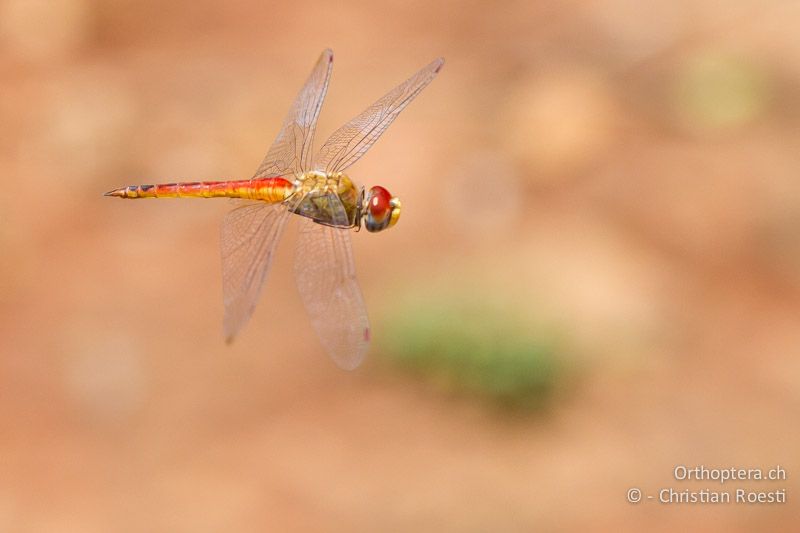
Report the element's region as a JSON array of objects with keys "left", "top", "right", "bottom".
[{"left": 2, "top": 0, "right": 800, "bottom": 530}]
